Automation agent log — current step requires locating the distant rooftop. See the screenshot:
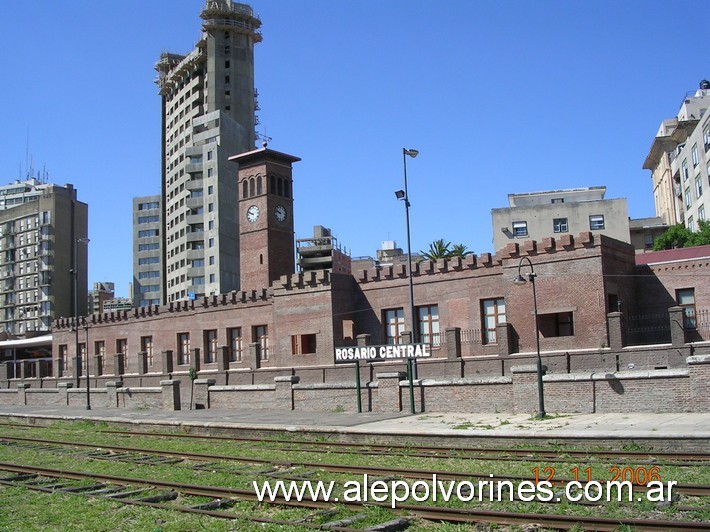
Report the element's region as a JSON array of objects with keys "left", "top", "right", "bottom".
[
  {"left": 635, "top": 244, "right": 710, "bottom": 265},
  {"left": 508, "top": 186, "right": 607, "bottom": 207}
]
